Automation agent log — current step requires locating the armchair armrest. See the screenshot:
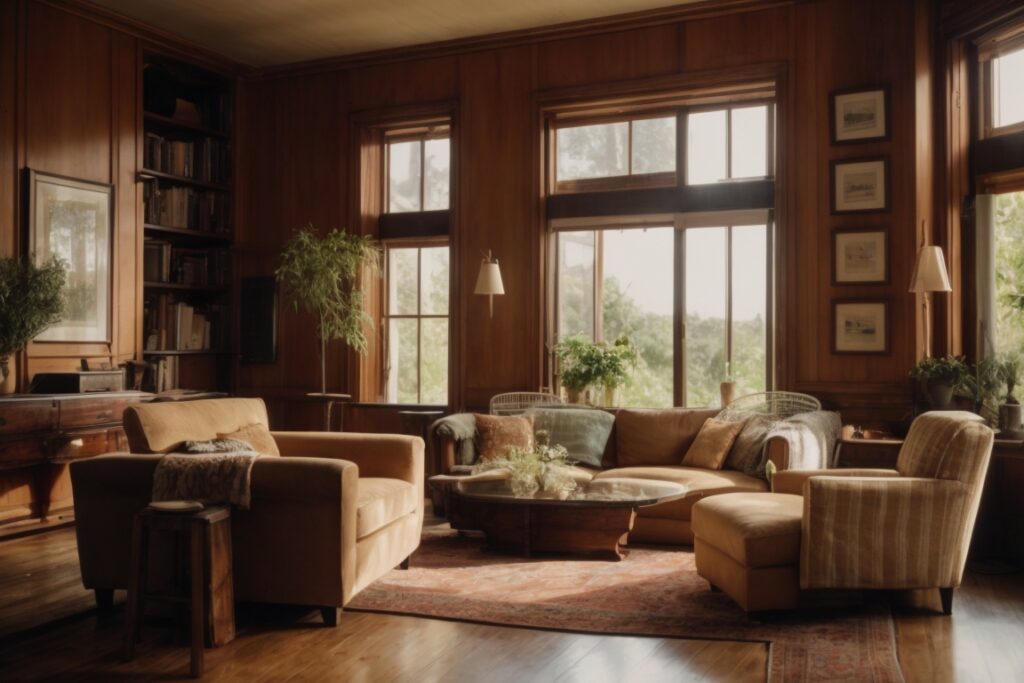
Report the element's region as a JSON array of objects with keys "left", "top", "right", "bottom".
[
  {"left": 772, "top": 468, "right": 899, "bottom": 495},
  {"left": 801, "top": 476, "right": 971, "bottom": 590},
  {"left": 271, "top": 432, "right": 423, "bottom": 488}
]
